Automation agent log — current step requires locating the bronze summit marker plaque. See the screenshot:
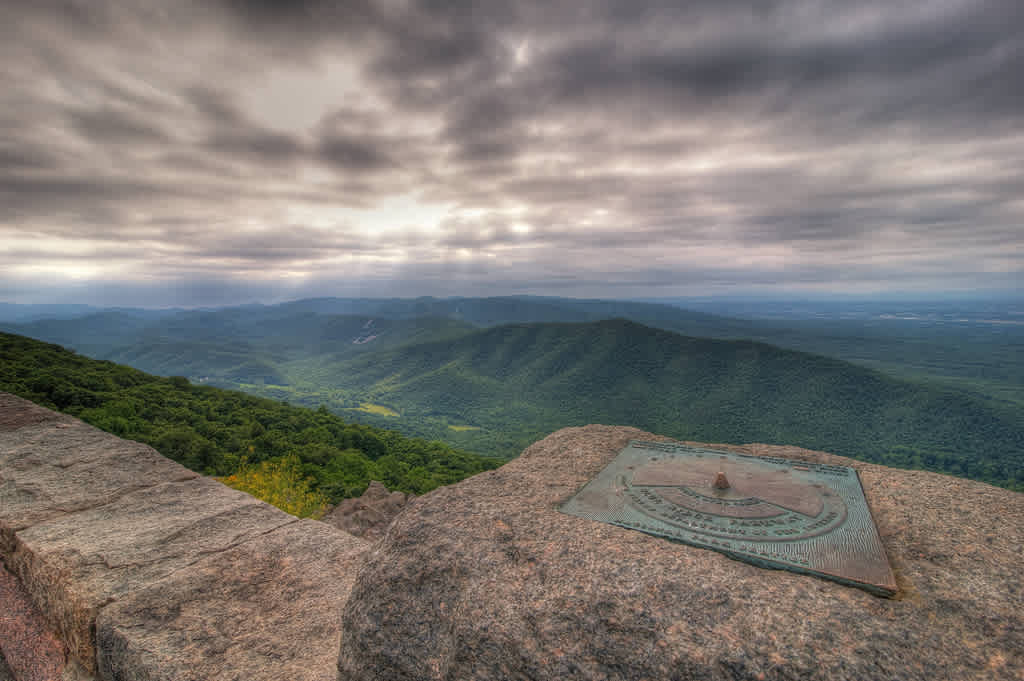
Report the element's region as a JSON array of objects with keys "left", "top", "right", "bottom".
[{"left": 560, "top": 440, "right": 897, "bottom": 596}]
